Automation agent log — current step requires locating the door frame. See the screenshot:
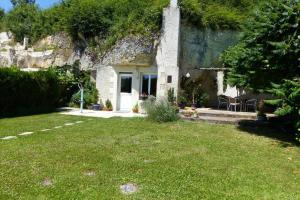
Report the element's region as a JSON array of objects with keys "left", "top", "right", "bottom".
[{"left": 118, "top": 73, "right": 133, "bottom": 111}]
